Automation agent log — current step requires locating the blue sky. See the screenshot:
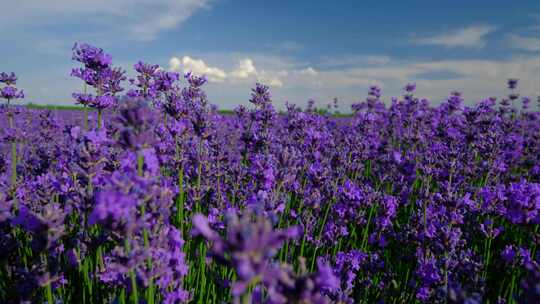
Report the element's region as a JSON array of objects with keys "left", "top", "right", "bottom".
[{"left": 2, "top": 0, "right": 540, "bottom": 110}]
